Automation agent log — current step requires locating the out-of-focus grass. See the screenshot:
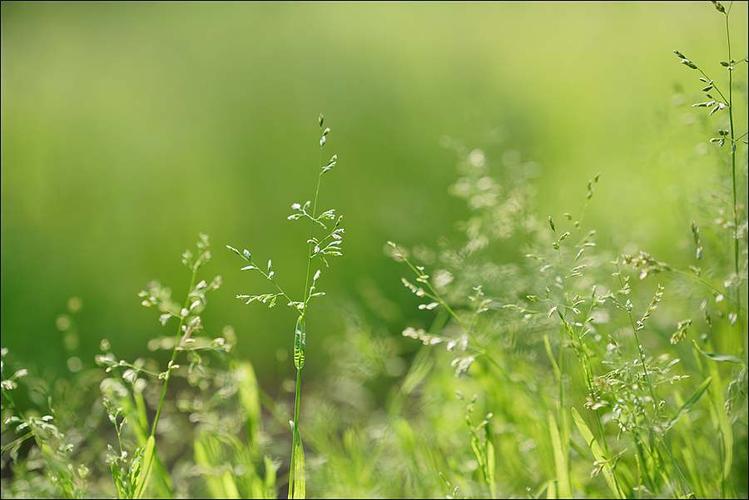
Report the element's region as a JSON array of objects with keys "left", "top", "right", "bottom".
[{"left": 1, "top": 2, "right": 747, "bottom": 381}]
